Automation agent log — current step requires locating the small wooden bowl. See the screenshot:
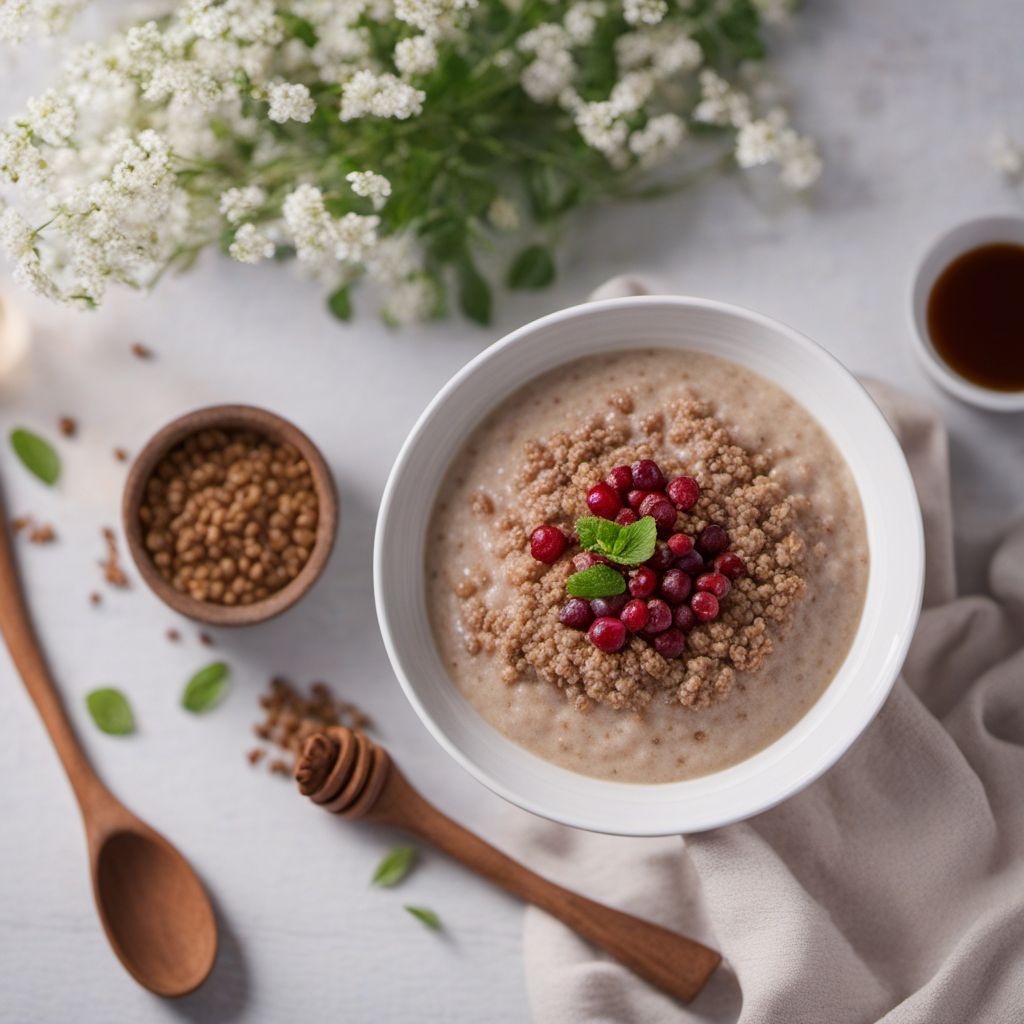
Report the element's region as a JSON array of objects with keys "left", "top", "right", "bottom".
[{"left": 122, "top": 404, "right": 338, "bottom": 626}]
